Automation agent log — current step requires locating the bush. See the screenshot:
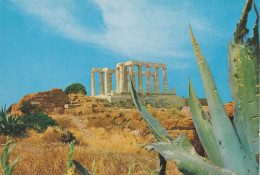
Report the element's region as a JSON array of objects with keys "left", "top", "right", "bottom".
[
  {"left": 64, "top": 83, "right": 87, "bottom": 95},
  {"left": 21, "top": 113, "right": 57, "bottom": 133},
  {"left": 19, "top": 102, "right": 41, "bottom": 115},
  {"left": 0, "top": 108, "right": 26, "bottom": 136}
]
